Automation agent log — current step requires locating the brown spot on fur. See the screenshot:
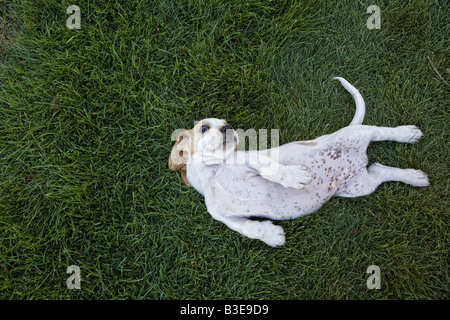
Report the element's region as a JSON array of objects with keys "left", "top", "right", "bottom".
[{"left": 298, "top": 141, "right": 317, "bottom": 146}]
